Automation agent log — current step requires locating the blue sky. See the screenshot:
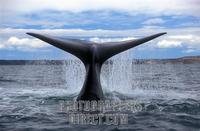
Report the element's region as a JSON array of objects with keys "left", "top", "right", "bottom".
[{"left": 1, "top": 0, "right": 200, "bottom": 59}]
